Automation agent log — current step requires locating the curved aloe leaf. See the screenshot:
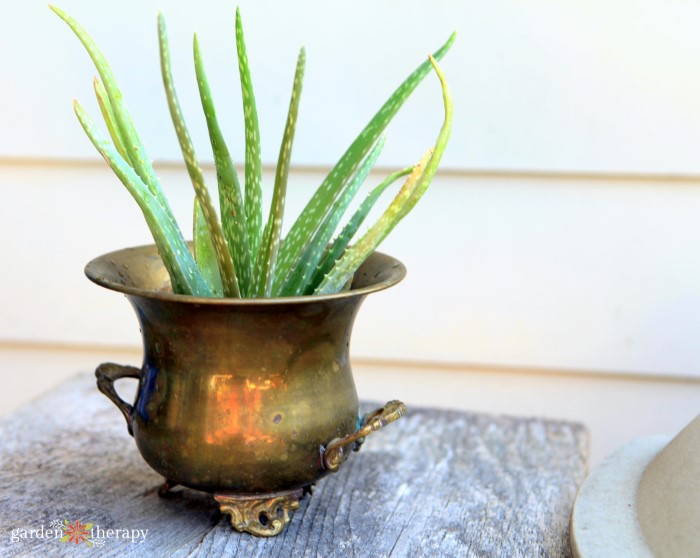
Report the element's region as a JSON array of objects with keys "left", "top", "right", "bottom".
[
  {"left": 272, "top": 32, "right": 456, "bottom": 295},
  {"left": 93, "top": 77, "right": 128, "bottom": 161},
  {"left": 51, "top": 6, "right": 171, "bottom": 213},
  {"left": 279, "top": 135, "right": 385, "bottom": 297},
  {"left": 235, "top": 8, "right": 263, "bottom": 262},
  {"left": 315, "top": 55, "right": 453, "bottom": 295},
  {"left": 194, "top": 199, "right": 224, "bottom": 296},
  {"left": 74, "top": 101, "right": 211, "bottom": 296},
  {"left": 308, "top": 164, "right": 413, "bottom": 293},
  {"left": 394, "top": 65, "right": 452, "bottom": 220},
  {"left": 194, "top": 34, "right": 252, "bottom": 296},
  {"left": 254, "top": 47, "right": 305, "bottom": 297},
  {"left": 158, "top": 13, "right": 240, "bottom": 298}
]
